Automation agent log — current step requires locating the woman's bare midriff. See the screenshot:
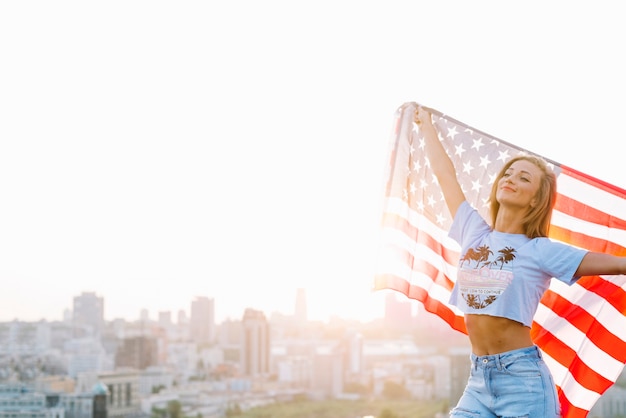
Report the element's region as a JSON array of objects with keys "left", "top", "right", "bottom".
[{"left": 465, "top": 314, "right": 534, "bottom": 356}]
